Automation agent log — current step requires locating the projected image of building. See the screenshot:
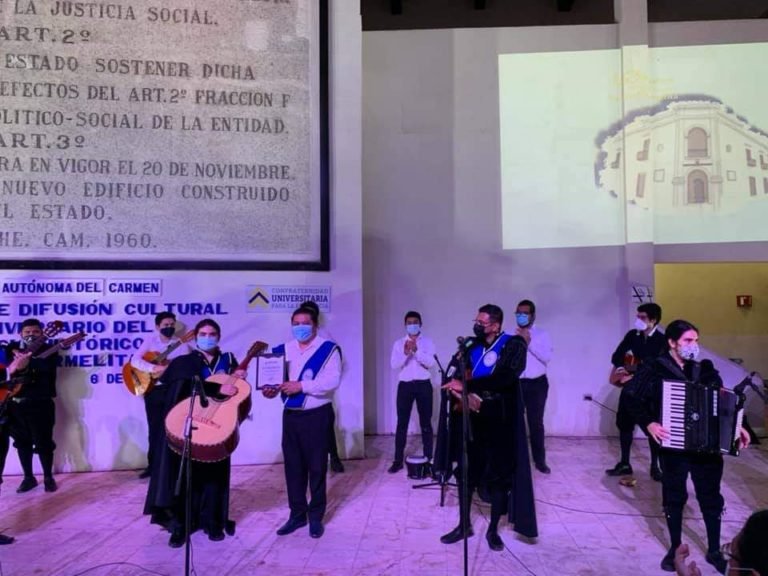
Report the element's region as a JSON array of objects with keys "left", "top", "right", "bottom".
[{"left": 596, "top": 96, "right": 768, "bottom": 215}]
